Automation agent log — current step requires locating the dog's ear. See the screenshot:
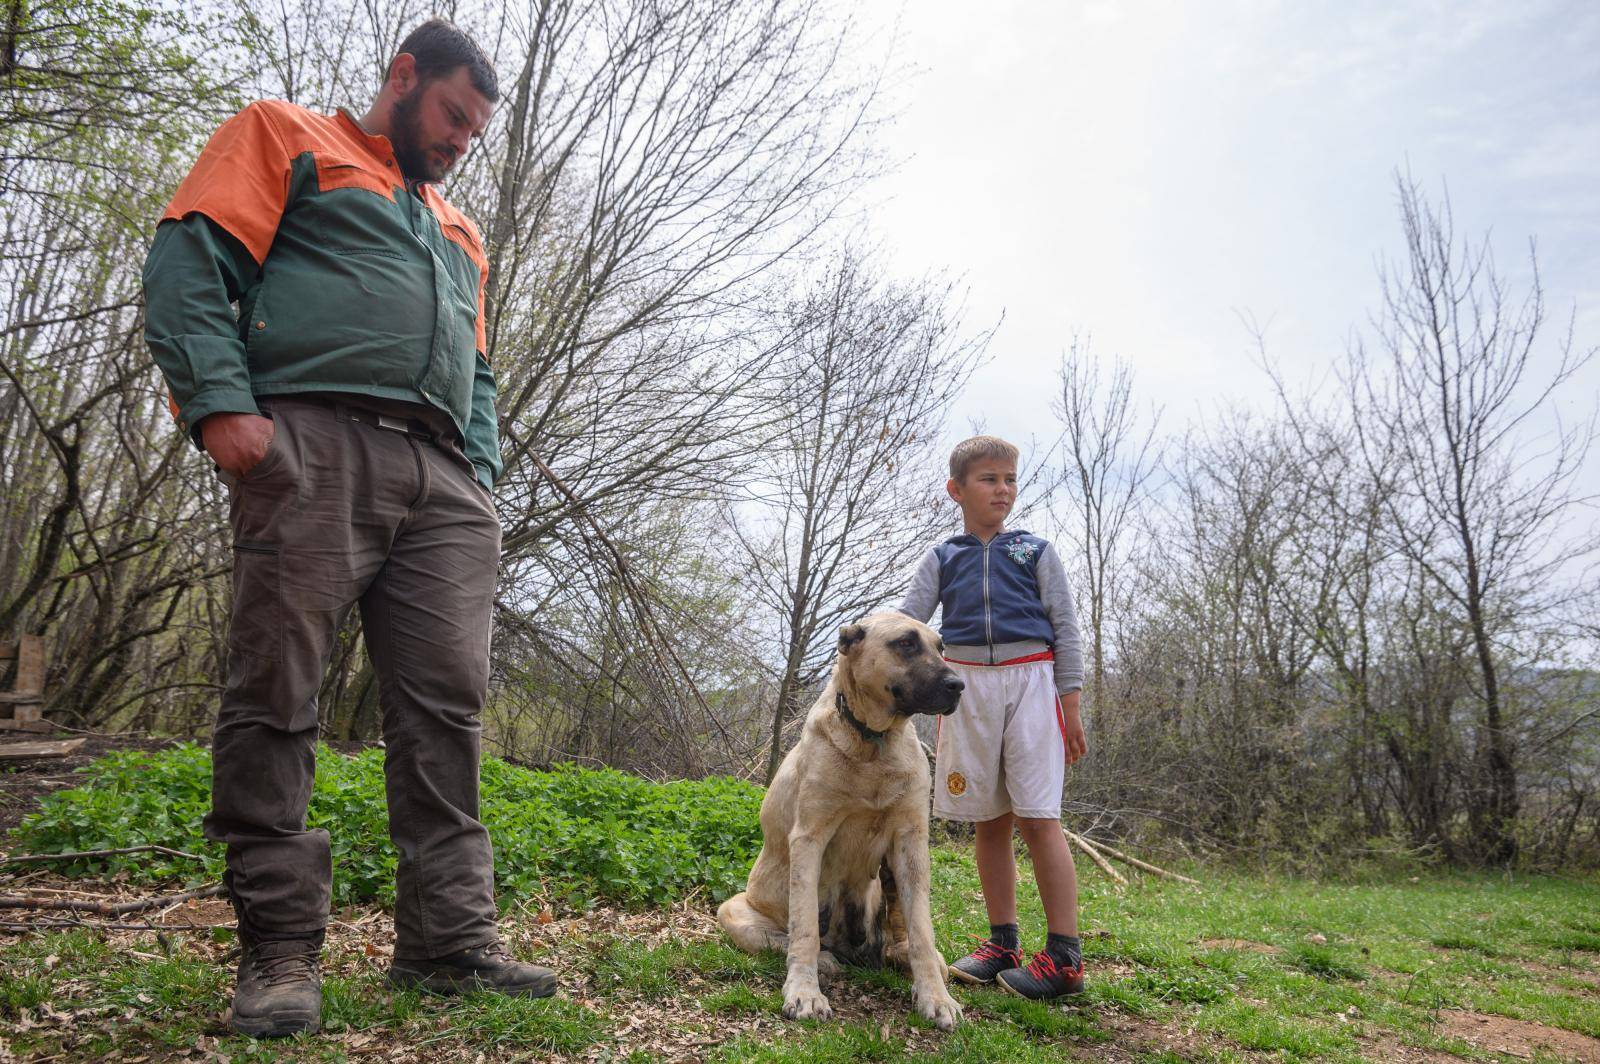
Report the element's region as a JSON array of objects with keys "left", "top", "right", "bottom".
[{"left": 837, "top": 623, "right": 866, "bottom": 655}]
